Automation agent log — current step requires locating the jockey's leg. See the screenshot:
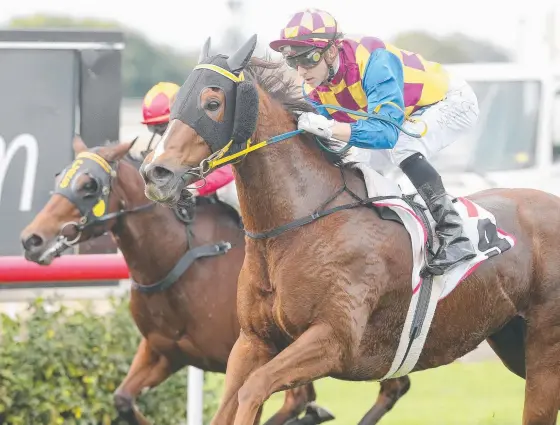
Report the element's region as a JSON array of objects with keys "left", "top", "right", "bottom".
[
  {"left": 390, "top": 73, "right": 480, "bottom": 275},
  {"left": 216, "top": 180, "right": 241, "bottom": 214},
  {"left": 347, "top": 146, "right": 393, "bottom": 176}
]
